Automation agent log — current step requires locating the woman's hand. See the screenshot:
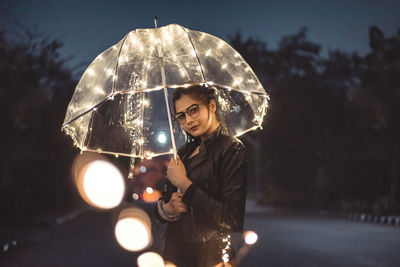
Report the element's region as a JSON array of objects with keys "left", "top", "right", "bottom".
[
  {"left": 166, "top": 155, "right": 192, "bottom": 192},
  {"left": 163, "top": 192, "right": 187, "bottom": 215}
]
